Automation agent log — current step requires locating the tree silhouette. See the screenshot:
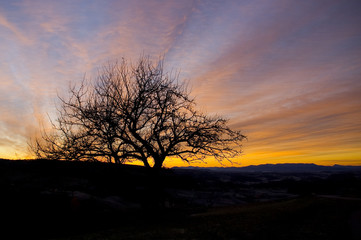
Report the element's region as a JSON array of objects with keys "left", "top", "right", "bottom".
[{"left": 31, "top": 56, "right": 246, "bottom": 168}]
